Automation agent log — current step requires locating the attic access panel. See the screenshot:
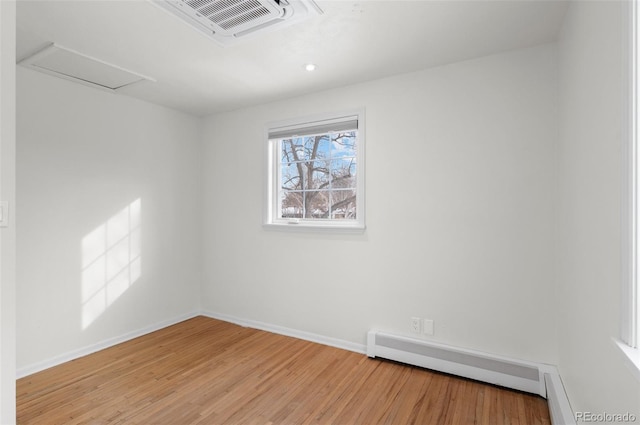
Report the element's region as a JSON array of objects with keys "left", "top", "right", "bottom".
[
  {"left": 18, "top": 43, "right": 155, "bottom": 92},
  {"left": 154, "top": 0, "right": 322, "bottom": 46}
]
